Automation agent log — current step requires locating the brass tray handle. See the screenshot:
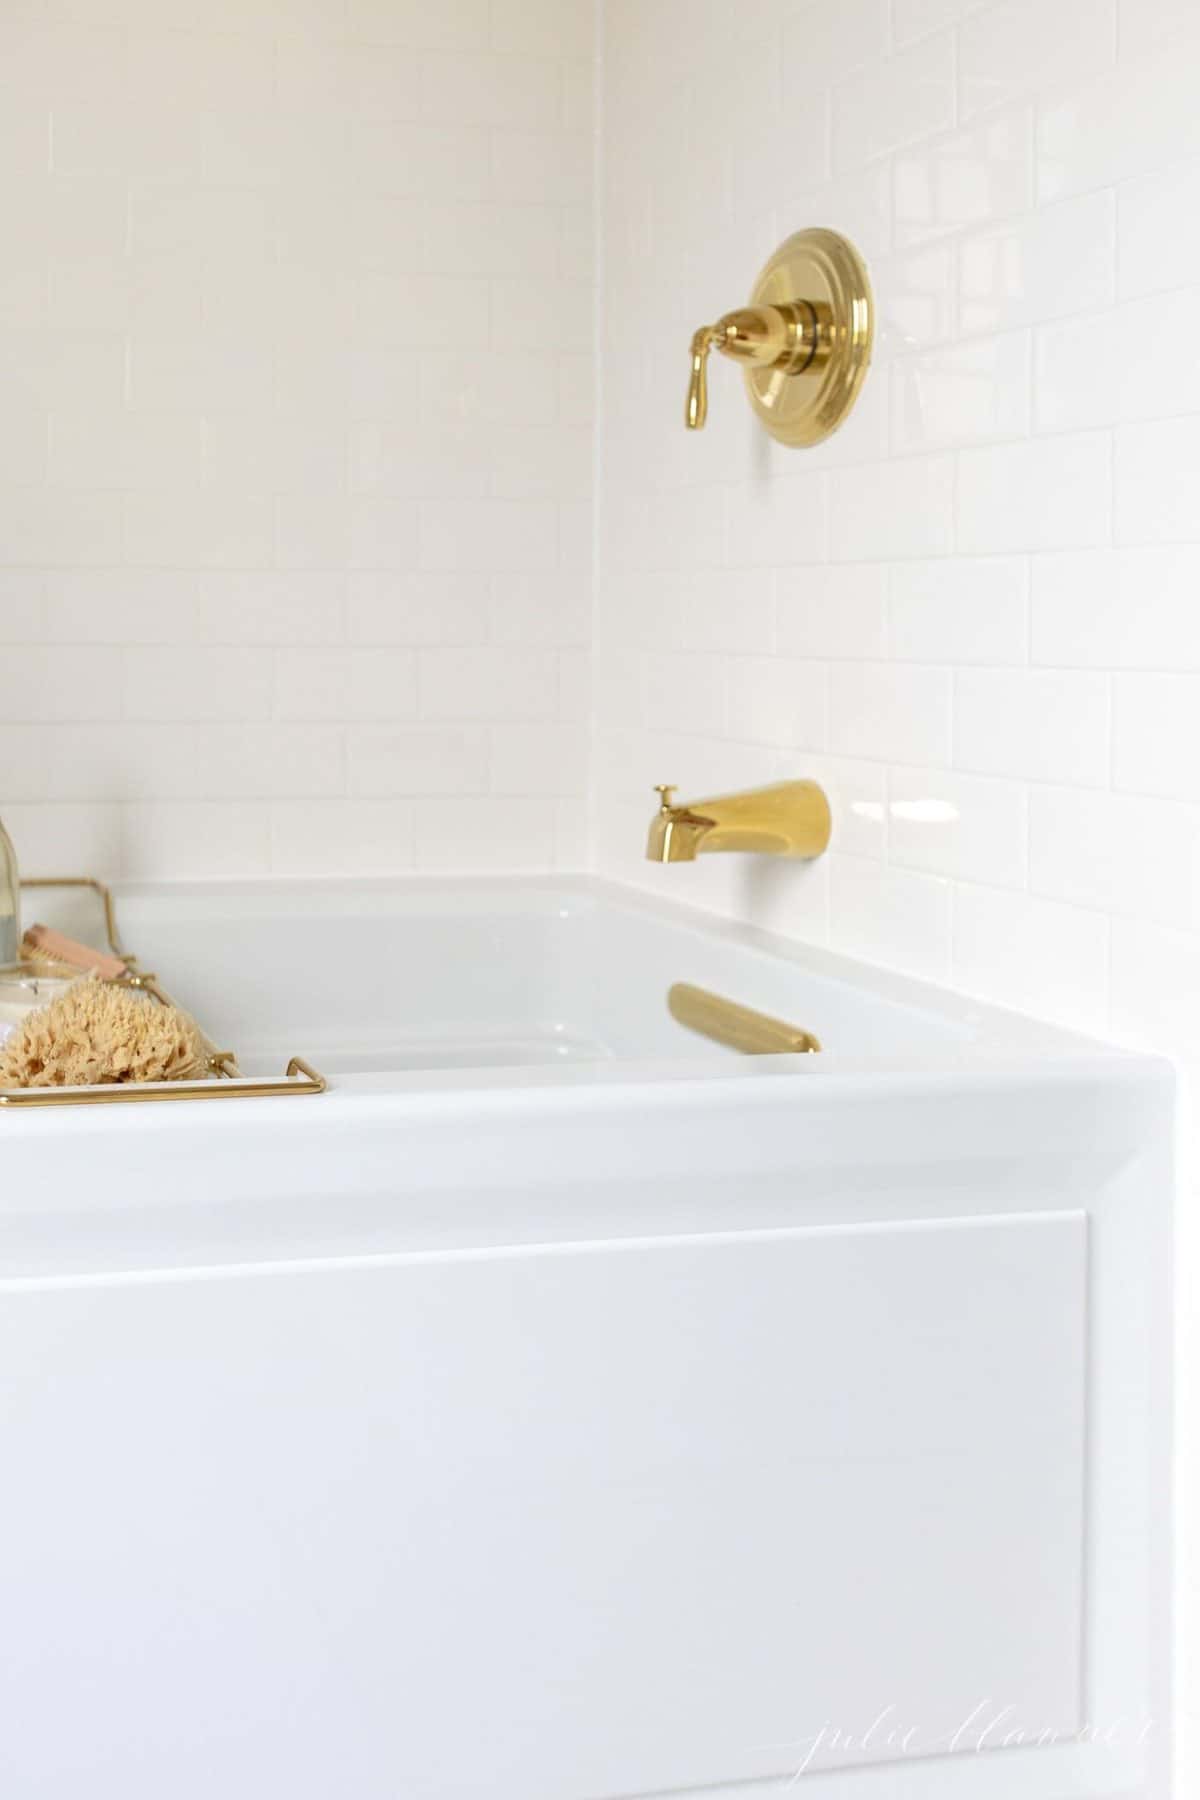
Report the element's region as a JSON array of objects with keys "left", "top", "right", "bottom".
[
  {"left": 668, "top": 982, "right": 821, "bottom": 1056},
  {"left": 0, "top": 1059, "right": 327, "bottom": 1109}
]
